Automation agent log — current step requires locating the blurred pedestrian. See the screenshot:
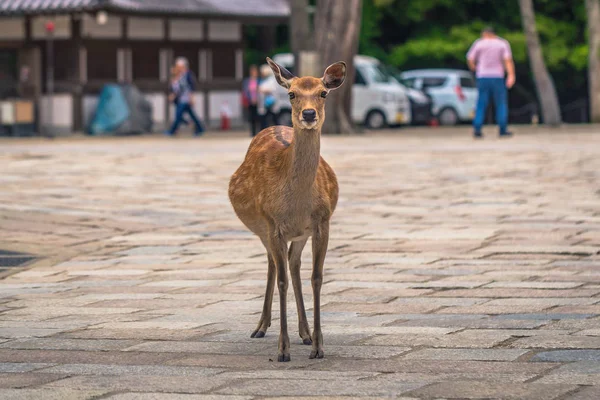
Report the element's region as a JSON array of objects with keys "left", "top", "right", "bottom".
[
  {"left": 169, "top": 66, "right": 188, "bottom": 126},
  {"left": 467, "top": 26, "right": 515, "bottom": 138},
  {"left": 242, "top": 65, "right": 261, "bottom": 137},
  {"left": 166, "top": 57, "right": 205, "bottom": 137},
  {"left": 258, "top": 64, "right": 278, "bottom": 130}
]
